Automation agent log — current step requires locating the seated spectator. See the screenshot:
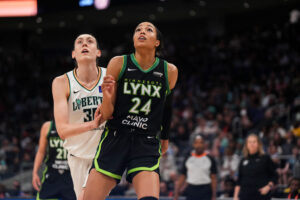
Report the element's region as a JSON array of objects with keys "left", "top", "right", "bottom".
[
  {"left": 0, "top": 150, "right": 7, "bottom": 177},
  {"left": 219, "top": 177, "right": 235, "bottom": 198},
  {"left": 7, "top": 180, "right": 23, "bottom": 197},
  {"left": 220, "top": 147, "right": 240, "bottom": 179},
  {"left": 276, "top": 178, "right": 300, "bottom": 199},
  {"left": 160, "top": 181, "right": 173, "bottom": 197},
  {"left": 160, "top": 147, "right": 178, "bottom": 189},
  {"left": 0, "top": 184, "right": 9, "bottom": 198}
]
